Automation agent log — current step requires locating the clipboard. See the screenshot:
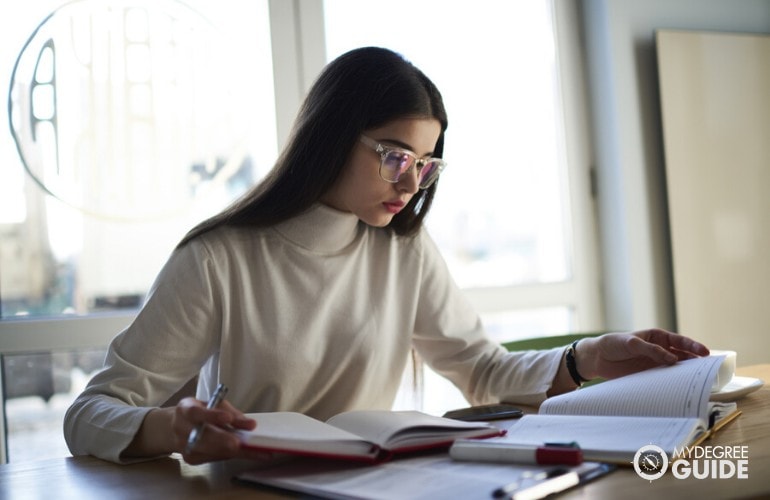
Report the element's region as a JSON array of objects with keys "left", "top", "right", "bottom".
[{"left": 238, "top": 455, "right": 615, "bottom": 500}]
